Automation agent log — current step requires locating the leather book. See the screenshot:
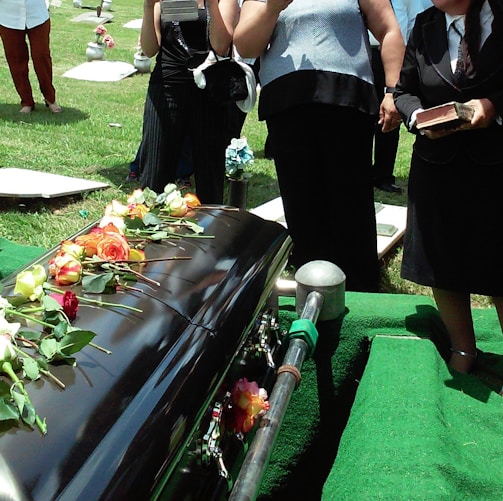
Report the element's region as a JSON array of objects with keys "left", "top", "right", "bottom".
[{"left": 415, "top": 101, "right": 474, "bottom": 130}]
